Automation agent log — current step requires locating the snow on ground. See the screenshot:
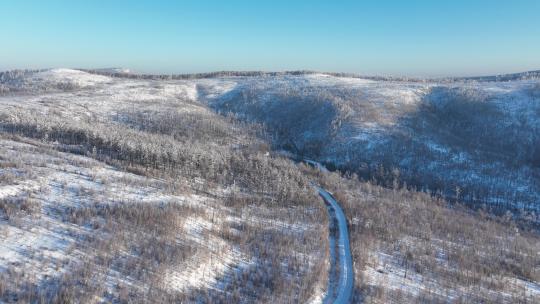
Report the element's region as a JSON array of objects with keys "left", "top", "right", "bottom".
[
  {"left": 364, "top": 251, "right": 457, "bottom": 300},
  {"left": 30, "top": 68, "right": 112, "bottom": 87},
  {"left": 362, "top": 243, "right": 540, "bottom": 303},
  {"left": 197, "top": 79, "right": 238, "bottom": 100},
  {"left": 0, "top": 136, "right": 282, "bottom": 300},
  {"left": 305, "top": 73, "right": 376, "bottom": 87},
  {"left": 0, "top": 69, "right": 327, "bottom": 300},
  {"left": 0, "top": 69, "right": 238, "bottom": 122},
  {"left": 163, "top": 221, "right": 249, "bottom": 293},
  {"left": 0, "top": 137, "right": 217, "bottom": 296},
  {"left": 317, "top": 187, "right": 354, "bottom": 304},
  {"left": 4, "top": 68, "right": 536, "bottom": 301}
]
